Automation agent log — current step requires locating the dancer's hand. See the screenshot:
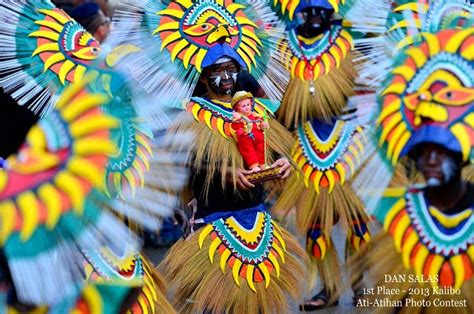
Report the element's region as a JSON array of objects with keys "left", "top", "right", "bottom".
[
  {"left": 227, "top": 167, "right": 255, "bottom": 190},
  {"left": 172, "top": 208, "right": 190, "bottom": 238},
  {"left": 272, "top": 157, "right": 292, "bottom": 179}
]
